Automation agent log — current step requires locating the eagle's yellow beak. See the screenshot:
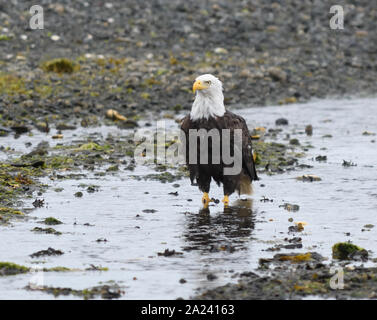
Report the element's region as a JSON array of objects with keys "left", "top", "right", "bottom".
[{"left": 193, "top": 80, "right": 207, "bottom": 93}]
